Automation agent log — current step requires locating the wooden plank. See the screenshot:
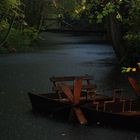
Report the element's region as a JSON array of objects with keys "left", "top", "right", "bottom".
[
  {"left": 50, "top": 76, "right": 76, "bottom": 82},
  {"left": 73, "top": 107, "right": 87, "bottom": 125},
  {"left": 128, "top": 77, "right": 140, "bottom": 96},
  {"left": 52, "top": 84, "right": 96, "bottom": 92},
  {"left": 74, "top": 79, "right": 82, "bottom": 104},
  {"left": 56, "top": 83, "right": 74, "bottom": 103},
  {"left": 116, "top": 111, "right": 140, "bottom": 116},
  {"left": 54, "top": 95, "right": 112, "bottom": 102},
  {"left": 50, "top": 75, "right": 94, "bottom": 82}
]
